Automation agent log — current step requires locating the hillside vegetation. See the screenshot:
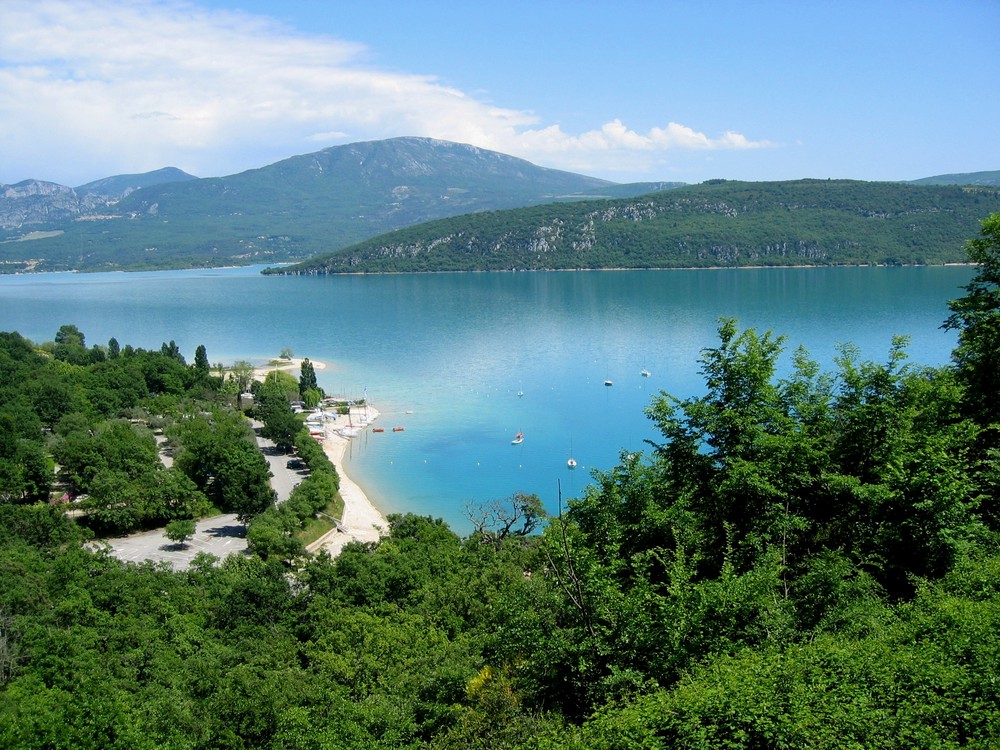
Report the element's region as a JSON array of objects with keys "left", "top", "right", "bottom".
[
  {"left": 2, "top": 136, "right": 996, "bottom": 273},
  {"left": 278, "top": 178, "right": 1000, "bottom": 273},
  {"left": 912, "top": 169, "right": 1000, "bottom": 187},
  {"left": 0, "top": 215, "right": 998, "bottom": 747},
  {"left": 0, "top": 138, "right": 633, "bottom": 273}
]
